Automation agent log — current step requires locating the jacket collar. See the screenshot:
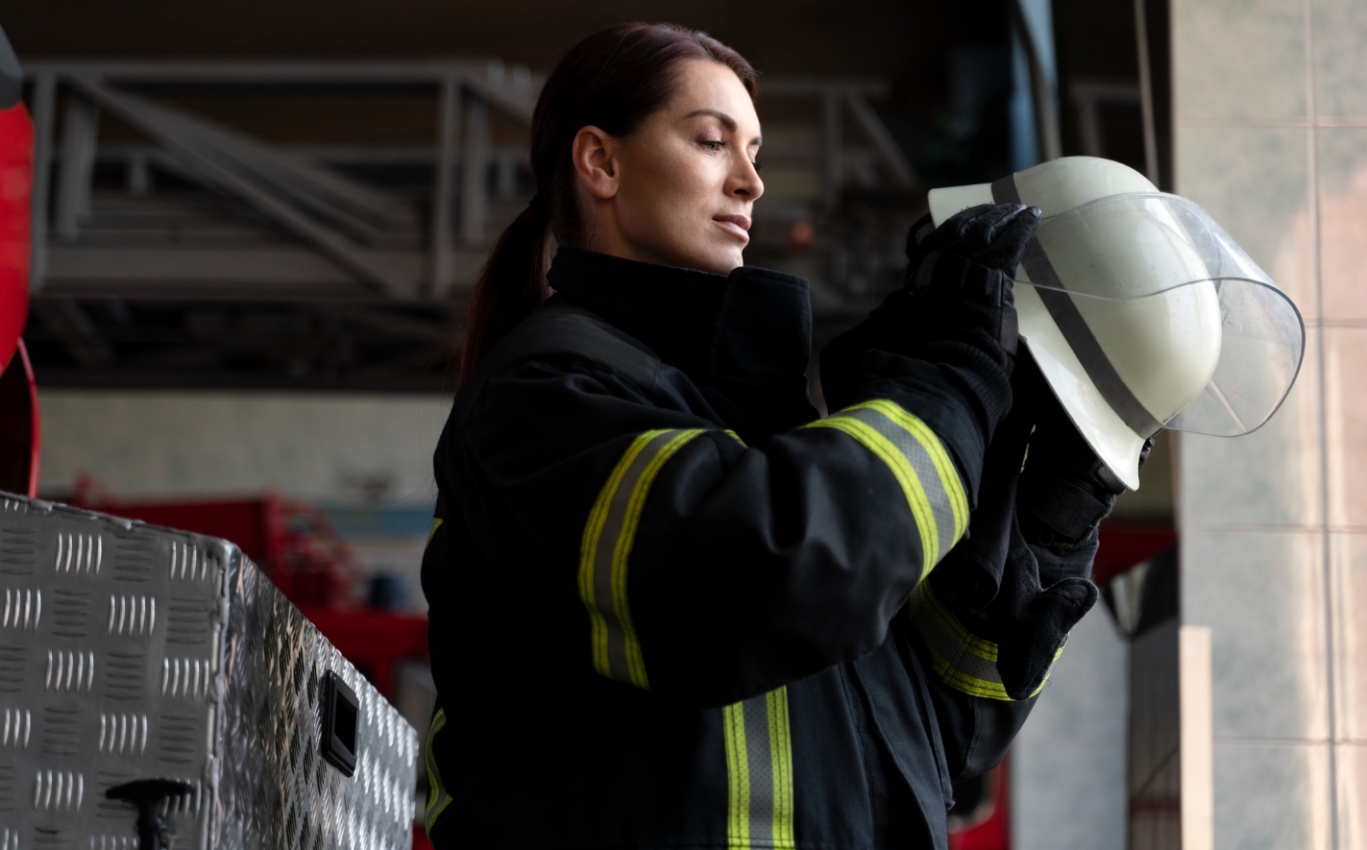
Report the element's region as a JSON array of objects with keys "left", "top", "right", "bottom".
[{"left": 546, "top": 248, "right": 813, "bottom": 385}]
